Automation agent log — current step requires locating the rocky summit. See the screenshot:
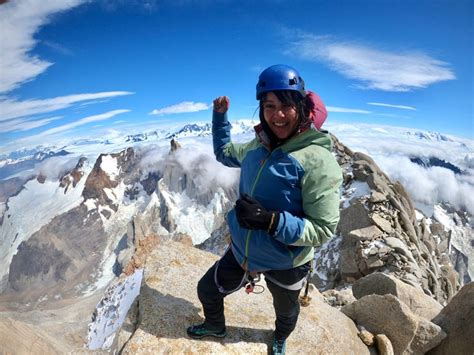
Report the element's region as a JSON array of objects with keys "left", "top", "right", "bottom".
[
  {"left": 1, "top": 126, "right": 472, "bottom": 353},
  {"left": 118, "top": 240, "right": 370, "bottom": 355}
]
